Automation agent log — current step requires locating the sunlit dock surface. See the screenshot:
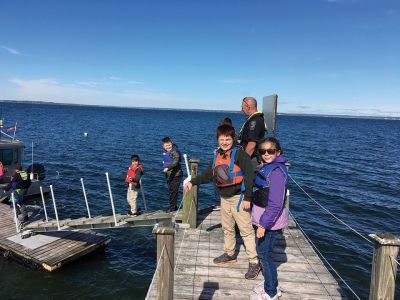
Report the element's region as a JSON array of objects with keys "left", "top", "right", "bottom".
[
  {"left": 147, "top": 208, "right": 348, "bottom": 299},
  {"left": 0, "top": 203, "right": 110, "bottom": 271}
]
